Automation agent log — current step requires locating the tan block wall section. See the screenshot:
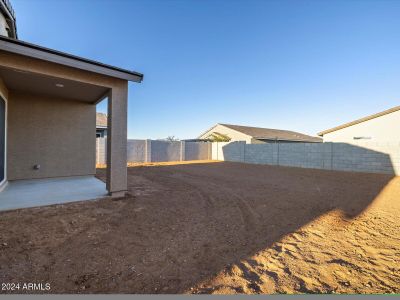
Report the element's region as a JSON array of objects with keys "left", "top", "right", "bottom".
[{"left": 7, "top": 90, "right": 96, "bottom": 180}]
